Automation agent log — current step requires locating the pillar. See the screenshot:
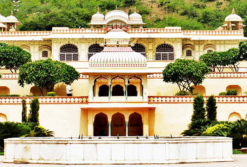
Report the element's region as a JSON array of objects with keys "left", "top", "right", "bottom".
[
  {"left": 88, "top": 110, "right": 93, "bottom": 136},
  {"left": 108, "top": 78, "right": 111, "bottom": 101},
  {"left": 143, "top": 111, "right": 149, "bottom": 136},
  {"left": 142, "top": 75, "right": 148, "bottom": 102},
  {"left": 88, "top": 75, "right": 94, "bottom": 102},
  {"left": 125, "top": 76, "right": 128, "bottom": 101},
  {"left": 108, "top": 116, "right": 111, "bottom": 136},
  {"left": 126, "top": 121, "right": 128, "bottom": 136}
]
